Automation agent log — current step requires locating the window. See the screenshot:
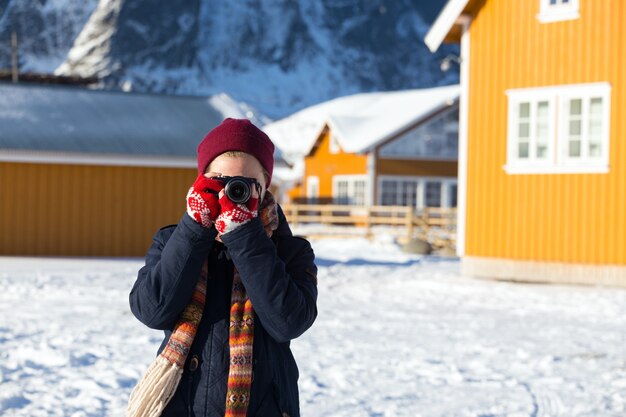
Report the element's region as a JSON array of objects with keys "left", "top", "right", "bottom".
[
  {"left": 424, "top": 182, "right": 442, "bottom": 208},
  {"left": 400, "top": 180, "right": 419, "bottom": 206},
  {"left": 381, "top": 180, "right": 398, "bottom": 206},
  {"left": 306, "top": 176, "right": 319, "bottom": 204},
  {"left": 380, "top": 179, "right": 418, "bottom": 207},
  {"left": 447, "top": 184, "right": 458, "bottom": 208},
  {"left": 509, "top": 99, "right": 554, "bottom": 165},
  {"left": 560, "top": 95, "right": 607, "bottom": 165},
  {"left": 353, "top": 180, "right": 367, "bottom": 206},
  {"left": 332, "top": 175, "right": 368, "bottom": 206},
  {"left": 335, "top": 180, "right": 350, "bottom": 204},
  {"left": 505, "top": 83, "right": 610, "bottom": 174},
  {"left": 378, "top": 176, "right": 457, "bottom": 209},
  {"left": 379, "top": 106, "right": 458, "bottom": 160},
  {"left": 537, "top": 0, "right": 579, "bottom": 23}
]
